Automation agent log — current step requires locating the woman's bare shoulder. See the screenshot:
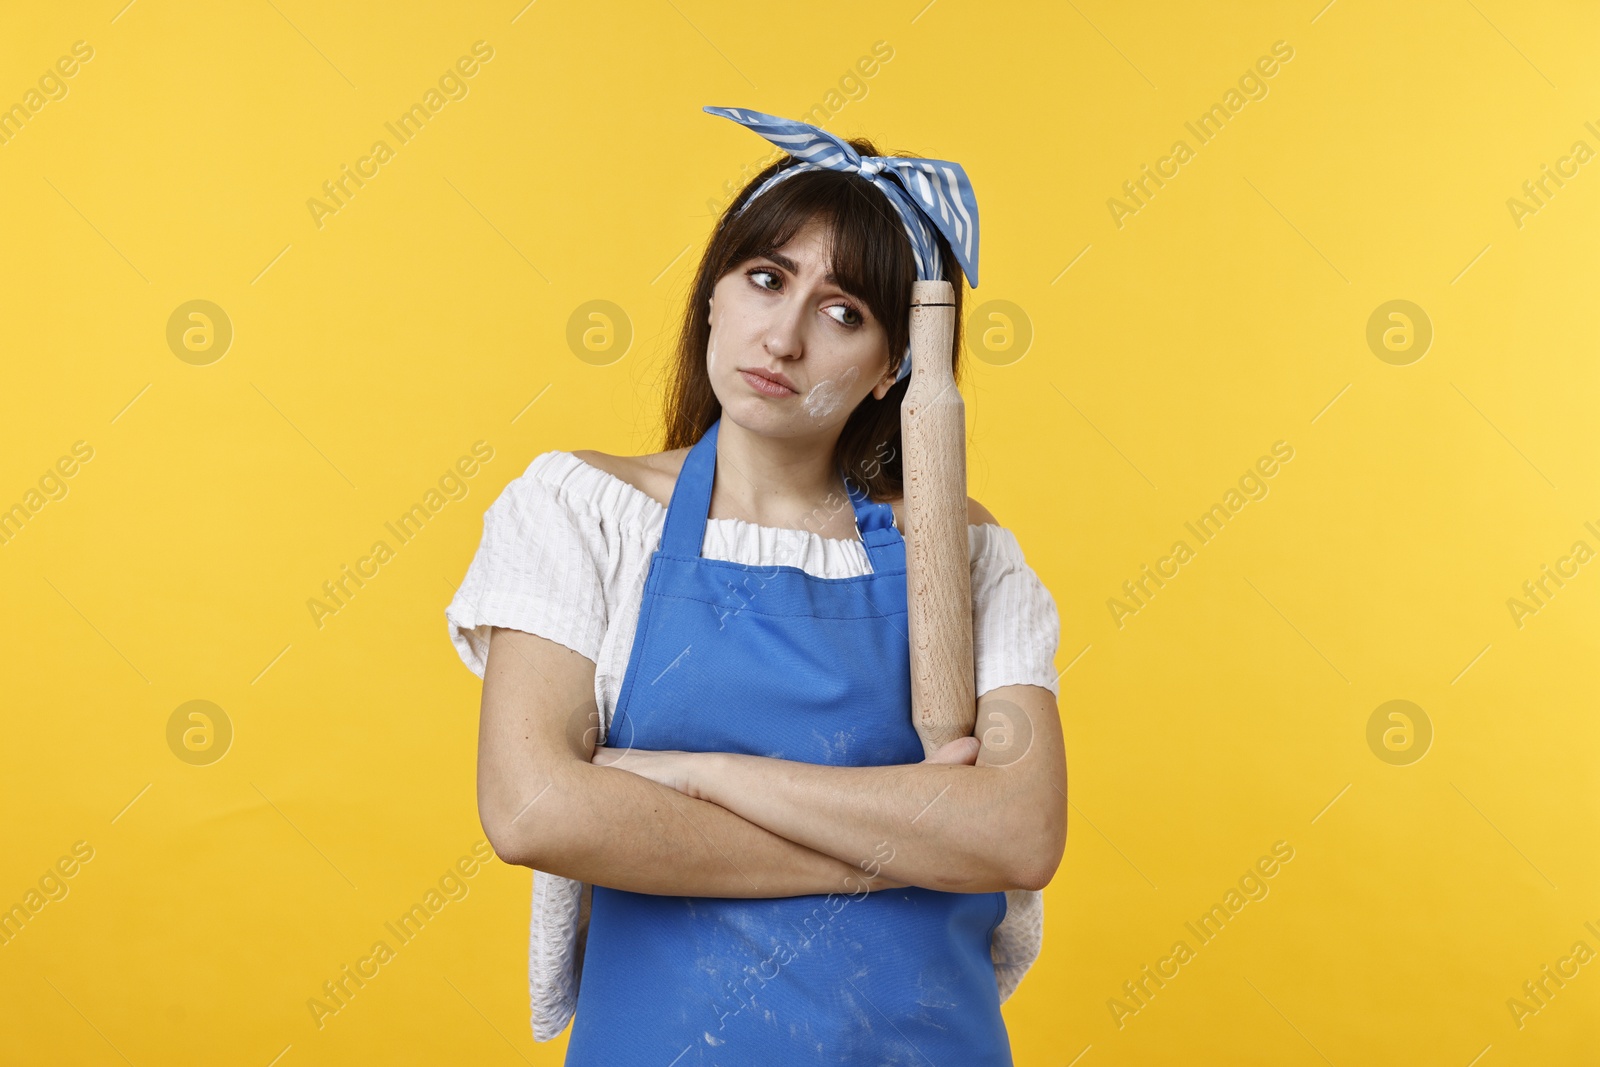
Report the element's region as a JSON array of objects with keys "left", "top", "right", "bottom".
[{"left": 569, "top": 448, "right": 690, "bottom": 510}]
